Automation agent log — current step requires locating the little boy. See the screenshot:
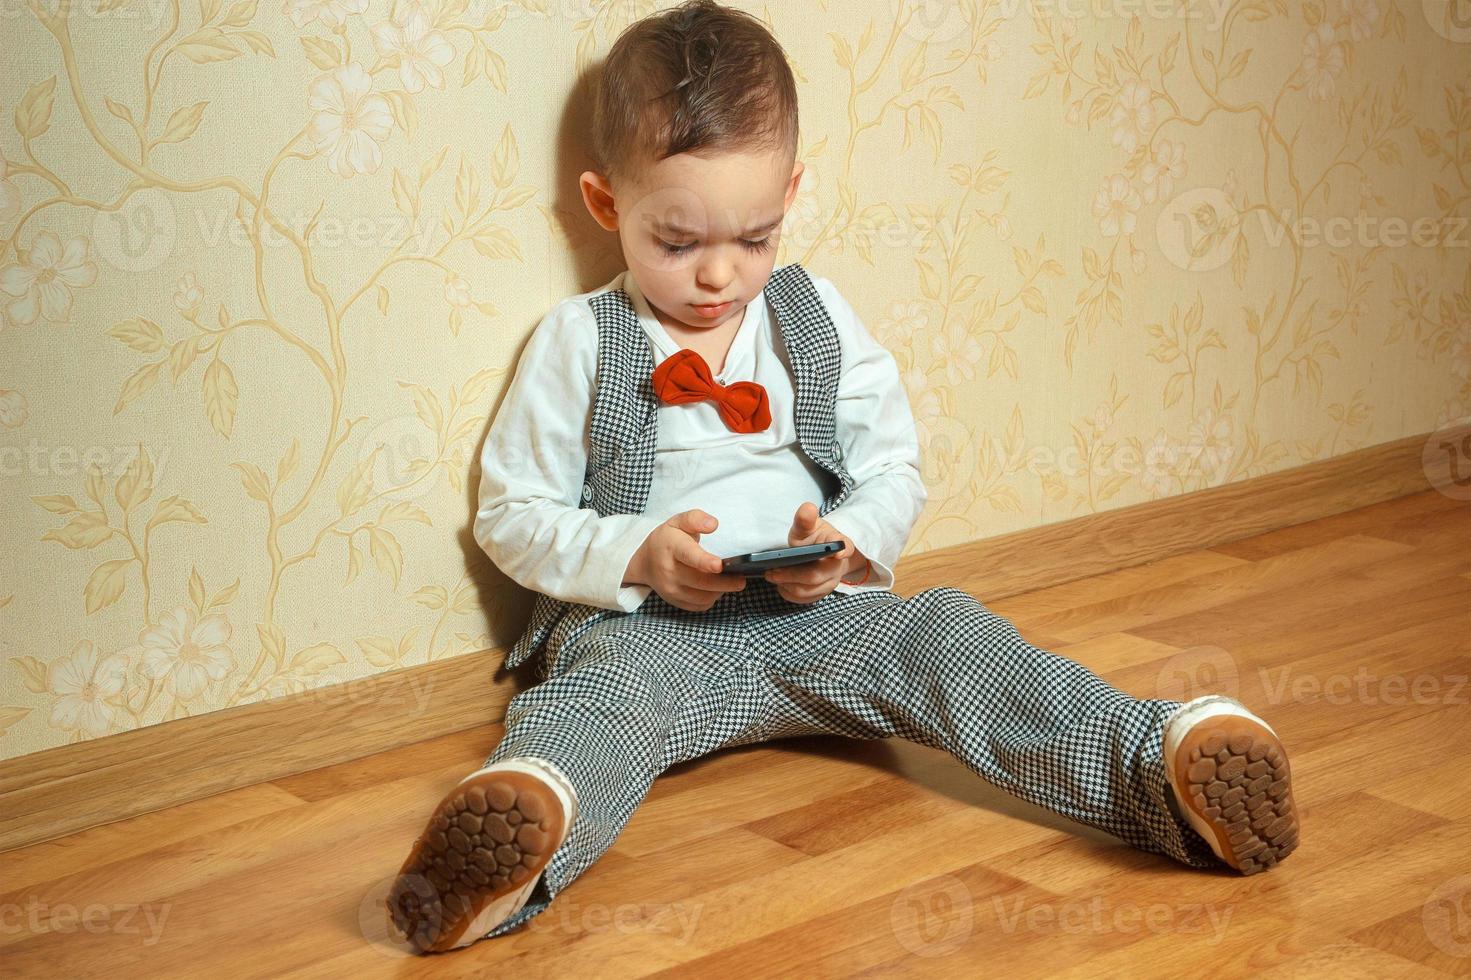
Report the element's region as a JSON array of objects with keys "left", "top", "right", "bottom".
[{"left": 387, "top": 0, "right": 1298, "bottom": 954}]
